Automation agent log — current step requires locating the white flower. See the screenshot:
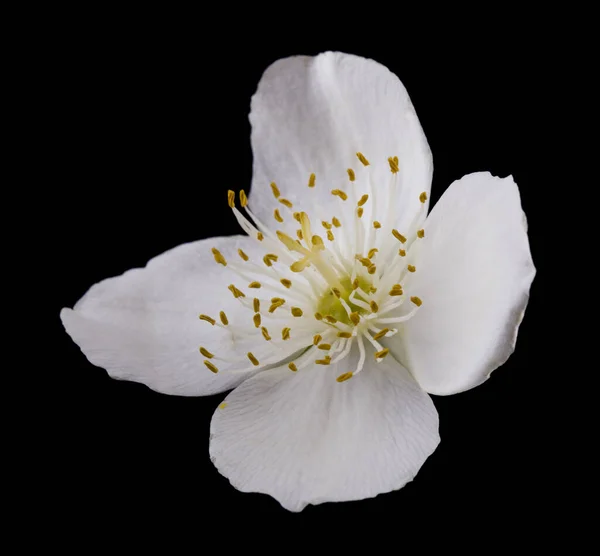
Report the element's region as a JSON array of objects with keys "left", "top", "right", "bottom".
[{"left": 61, "top": 52, "right": 535, "bottom": 512}]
